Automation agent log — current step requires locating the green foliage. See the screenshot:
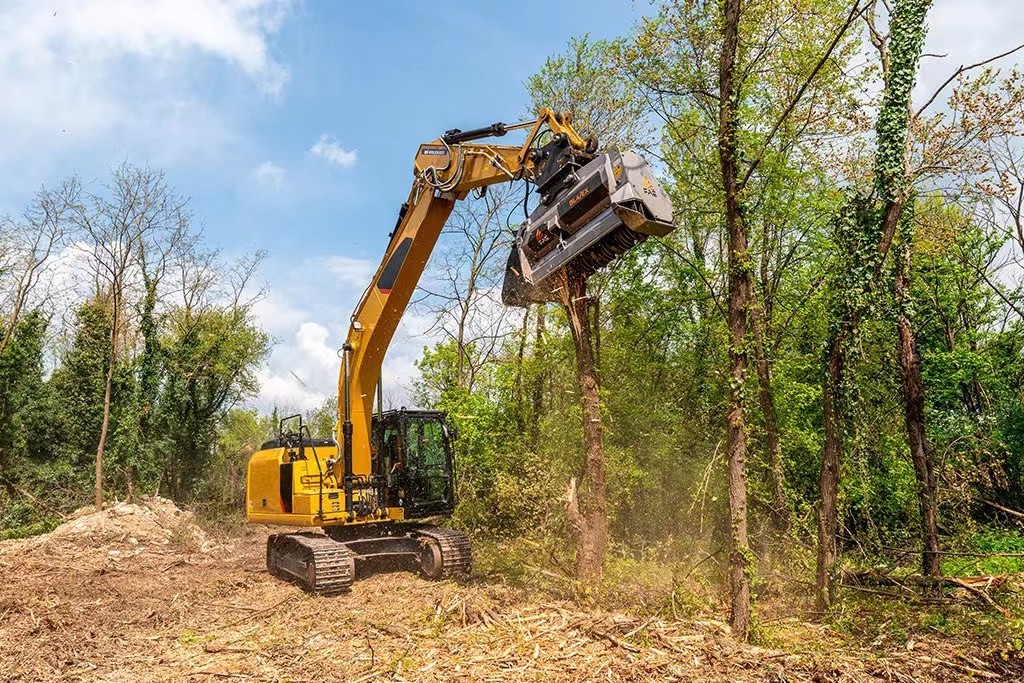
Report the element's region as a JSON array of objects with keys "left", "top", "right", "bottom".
[
  {"left": 306, "top": 396, "right": 338, "bottom": 439},
  {"left": 415, "top": 339, "right": 560, "bottom": 536},
  {"left": 0, "top": 311, "right": 51, "bottom": 480},
  {"left": 944, "top": 529, "right": 1024, "bottom": 576},
  {"left": 526, "top": 34, "right": 648, "bottom": 148},
  {"left": 0, "top": 167, "right": 269, "bottom": 523},
  {"left": 199, "top": 408, "right": 274, "bottom": 516},
  {"left": 49, "top": 299, "right": 111, "bottom": 480},
  {"left": 155, "top": 307, "right": 270, "bottom": 498}
]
